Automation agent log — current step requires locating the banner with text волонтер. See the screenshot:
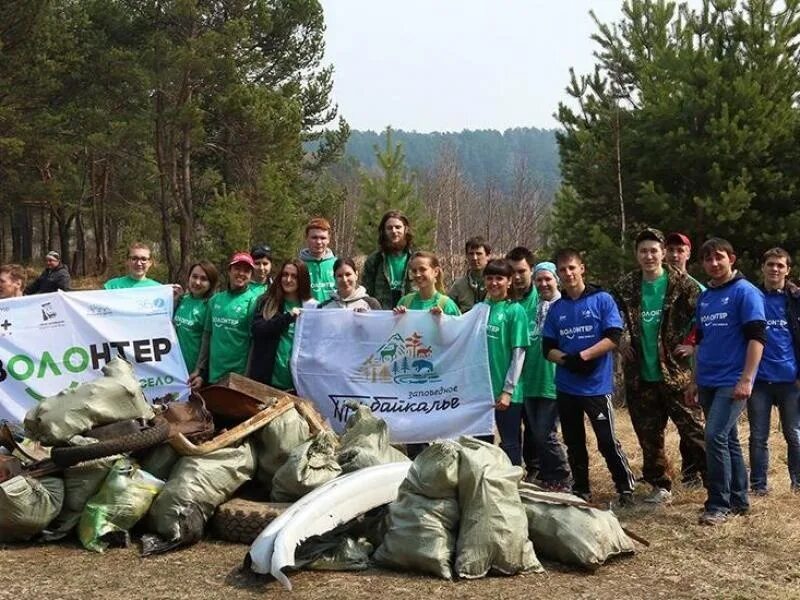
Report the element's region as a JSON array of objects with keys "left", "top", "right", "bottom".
[
  {"left": 292, "top": 304, "right": 494, "bottom": 444},
  {"left": 0, "top": 286, "right": 189, "bottom": 423}
]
